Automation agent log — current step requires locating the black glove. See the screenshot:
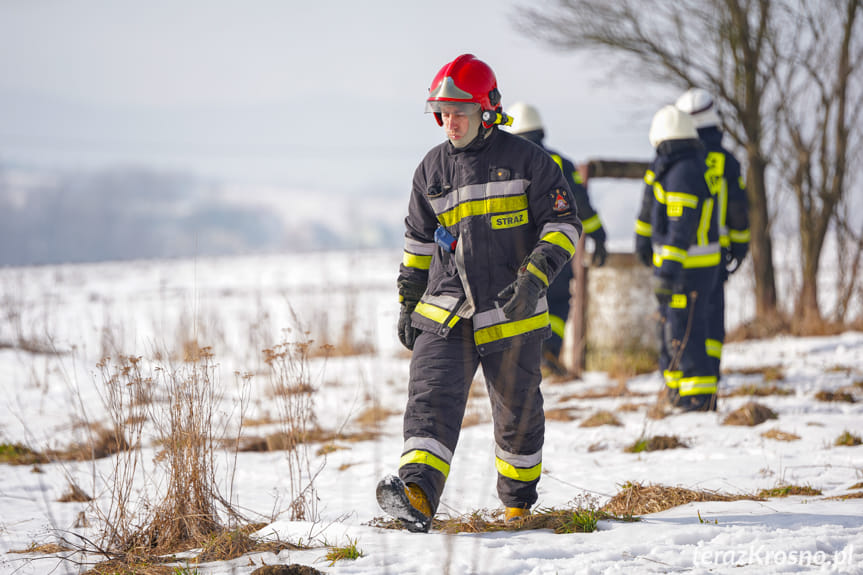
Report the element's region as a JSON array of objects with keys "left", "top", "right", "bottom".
[
  {"left": 635, "top": 236, "right": 653, "bottom": 268},
  {"left": 725, "top": 247, "right": 745, "bottom": 274},
  {"left": 653, "top": 275, "right": 674, "bottom": 306},
  {"left": 592, "top": 241, "right": 608, "bottom": 268},
  {"left": 397, "top": 279, "right": 425, "bottom": 350},
  {"left": 498, "top": 258, "right": 546, "bottom": 321}
]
